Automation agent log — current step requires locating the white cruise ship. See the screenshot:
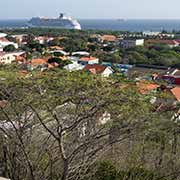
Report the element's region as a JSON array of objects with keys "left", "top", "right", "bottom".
[{"left": 28, "top": 13, "right": 81, "bottom": 30}]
